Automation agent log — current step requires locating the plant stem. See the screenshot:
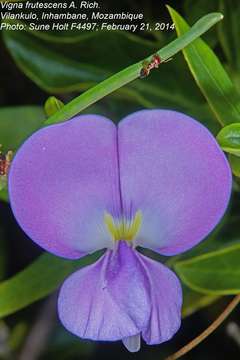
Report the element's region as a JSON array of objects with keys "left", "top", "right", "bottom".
[
  {"left": 44, "top": 12, "right": 223, "bottom": 125},
  {"left": 165, "top": 294, "right": 240, "bottom": 360}
]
